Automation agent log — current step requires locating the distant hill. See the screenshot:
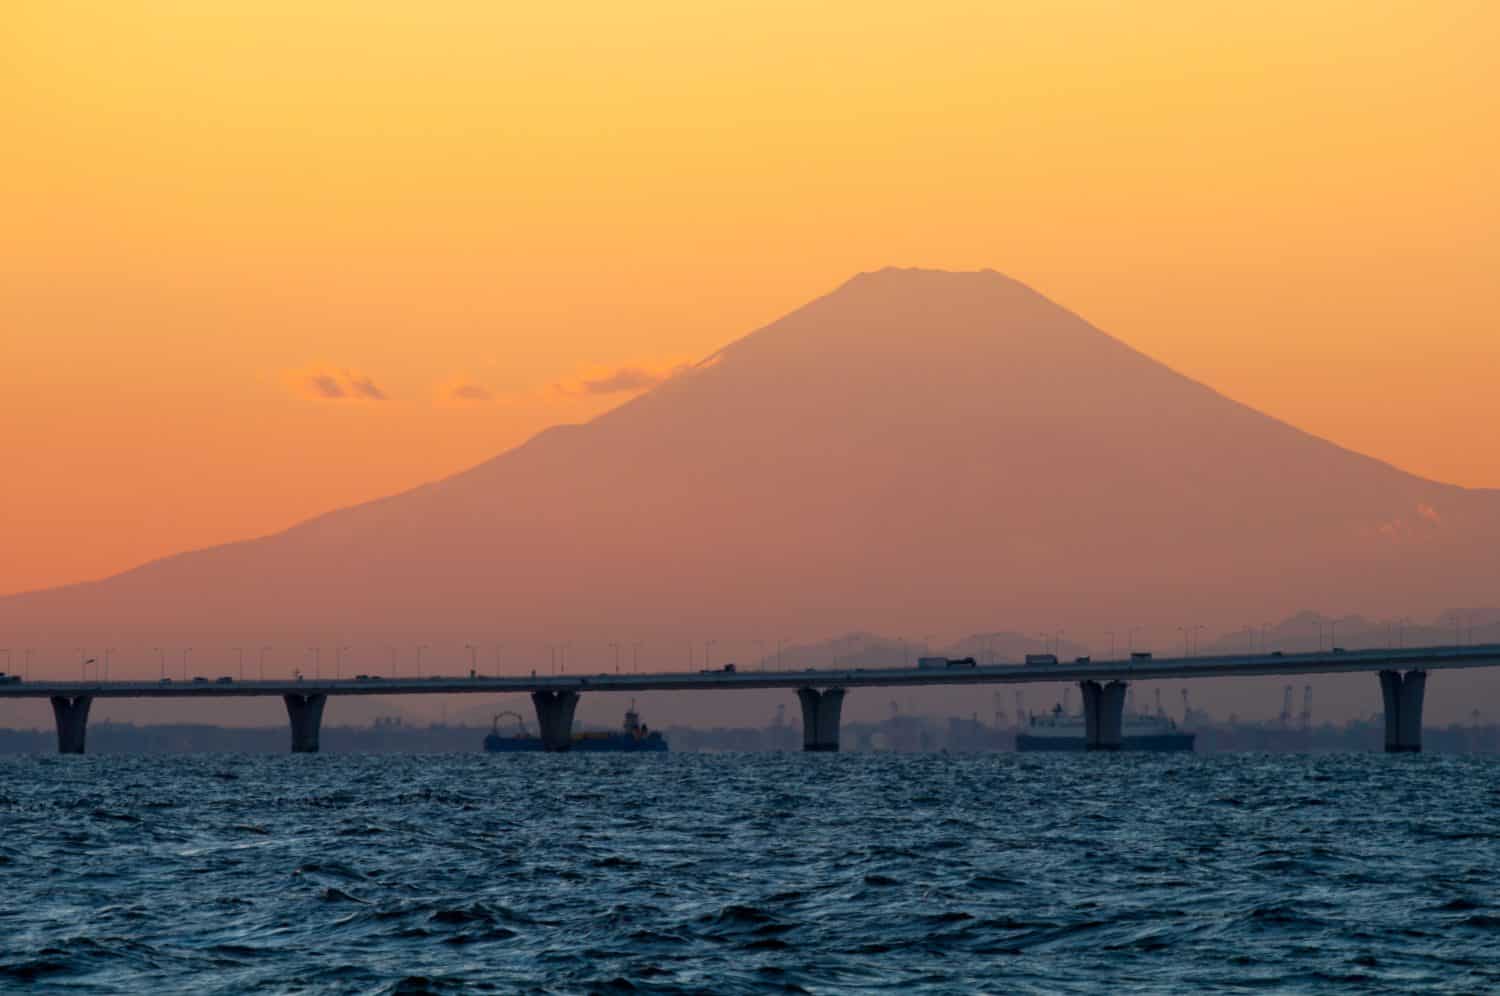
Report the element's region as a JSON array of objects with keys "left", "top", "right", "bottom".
[{"left": 4, "top": 268, "right": 1499, "bottom": 721}]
